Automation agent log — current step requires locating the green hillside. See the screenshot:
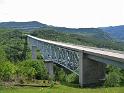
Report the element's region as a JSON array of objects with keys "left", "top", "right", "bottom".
[
  {"left": 49, "top": 27, "right": 112, "bottom": 40},
  {"left": 0, "top": 21, "right": 112, "bottom": 41}
]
